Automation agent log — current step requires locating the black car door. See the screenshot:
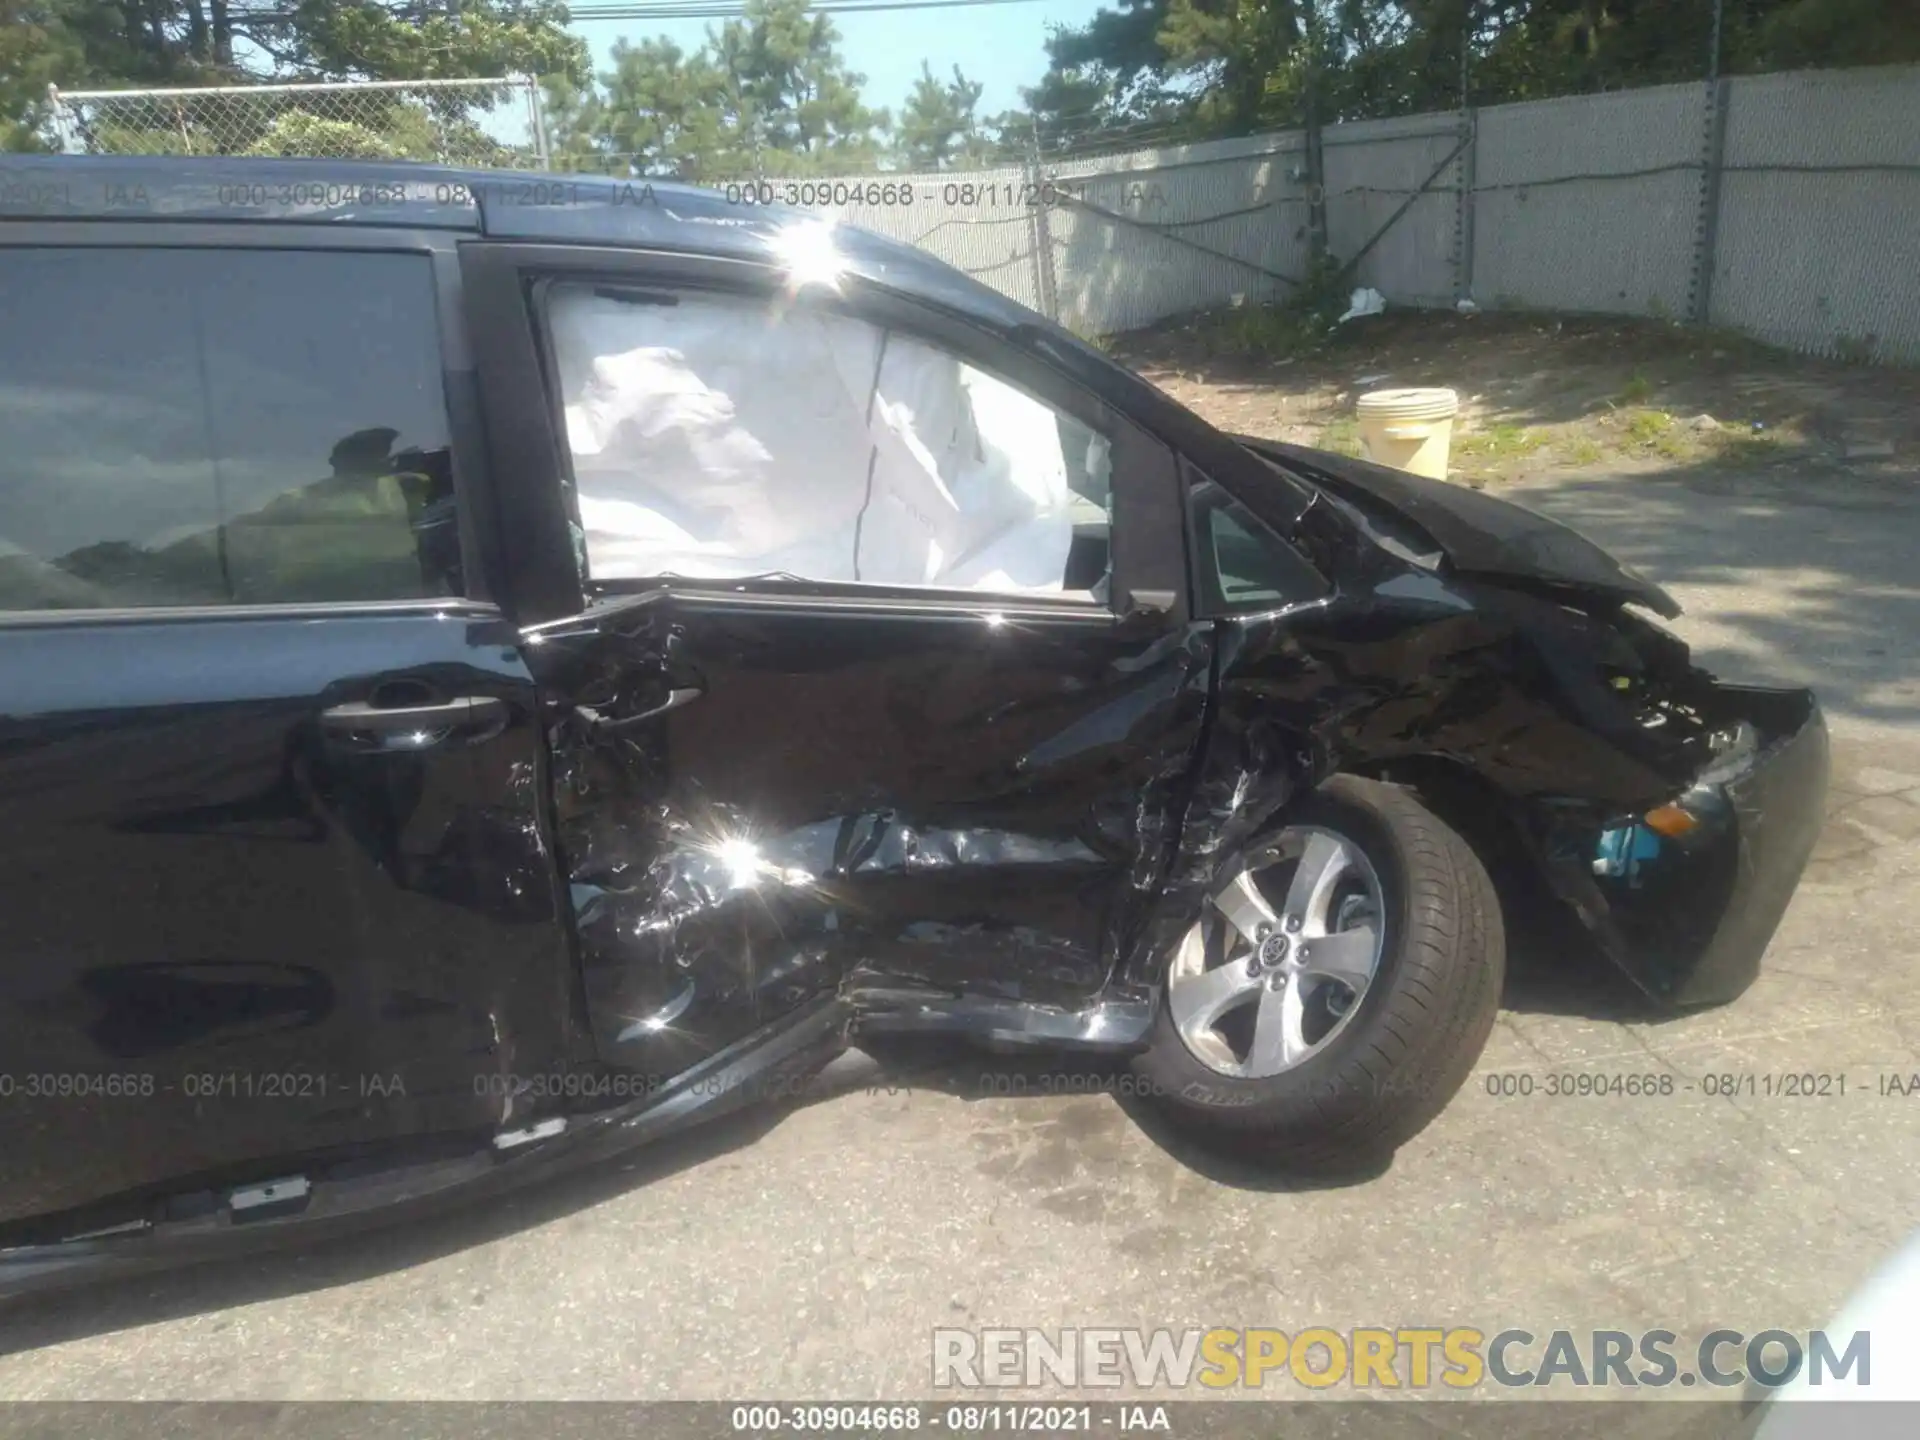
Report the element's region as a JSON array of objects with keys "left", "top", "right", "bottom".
[
  {"left": 0, "top": 229, "right": 578, "bottom": 1233},
  {"left": 461, "top": 243, "right": 1211, "bottom": 1076}
]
